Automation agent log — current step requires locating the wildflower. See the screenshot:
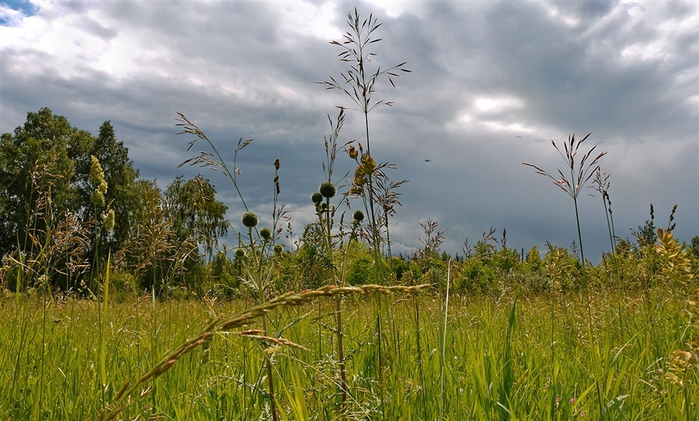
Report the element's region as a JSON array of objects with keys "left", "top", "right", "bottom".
[
  {"left": 260, "top": 227, "right": 272, "bottom": 241},
  {"left": 273, "top": 244, "right": 283, "bottom": 254},
  {"left": 235, "top": 248, "right": 246, "bottom": 259},
  {"left": 311, "top": 192, "right": 323, "bottom": 205}
]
